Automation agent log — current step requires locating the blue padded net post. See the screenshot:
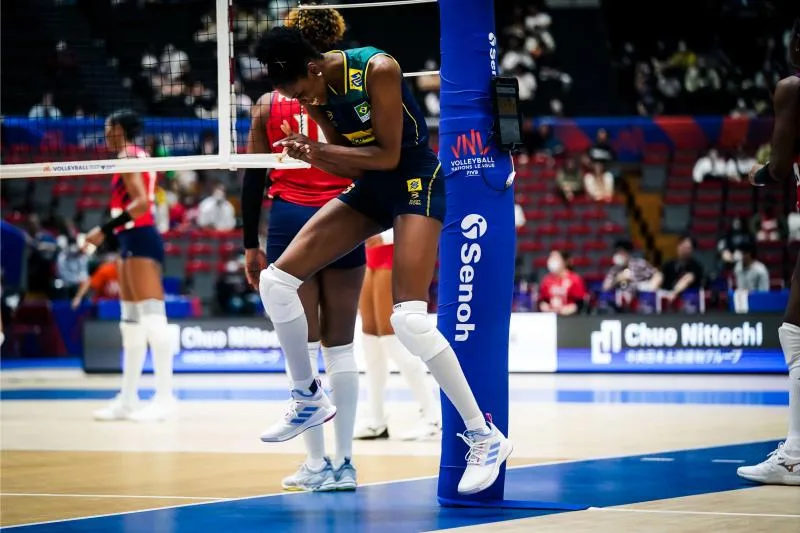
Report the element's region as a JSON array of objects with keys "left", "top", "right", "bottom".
[{"left": 436, "top": 0, "right": 516, "bottom": 506}]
